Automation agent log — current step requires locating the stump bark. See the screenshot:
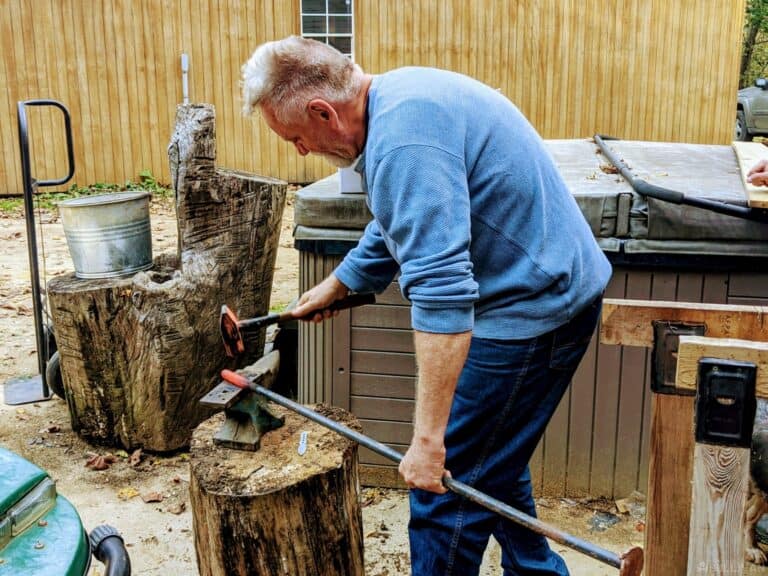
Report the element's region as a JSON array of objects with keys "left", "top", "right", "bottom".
[
  {"left": 47, "top": 104, "right": 287, "bottom": 451},
  {"left": 190, "top": 361, "right": 364, "bottom": 576}
]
